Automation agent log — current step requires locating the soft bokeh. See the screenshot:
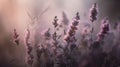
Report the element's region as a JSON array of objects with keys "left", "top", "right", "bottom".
[{"left": 0, "top": 0, "right": 120, "bottom": 67}]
